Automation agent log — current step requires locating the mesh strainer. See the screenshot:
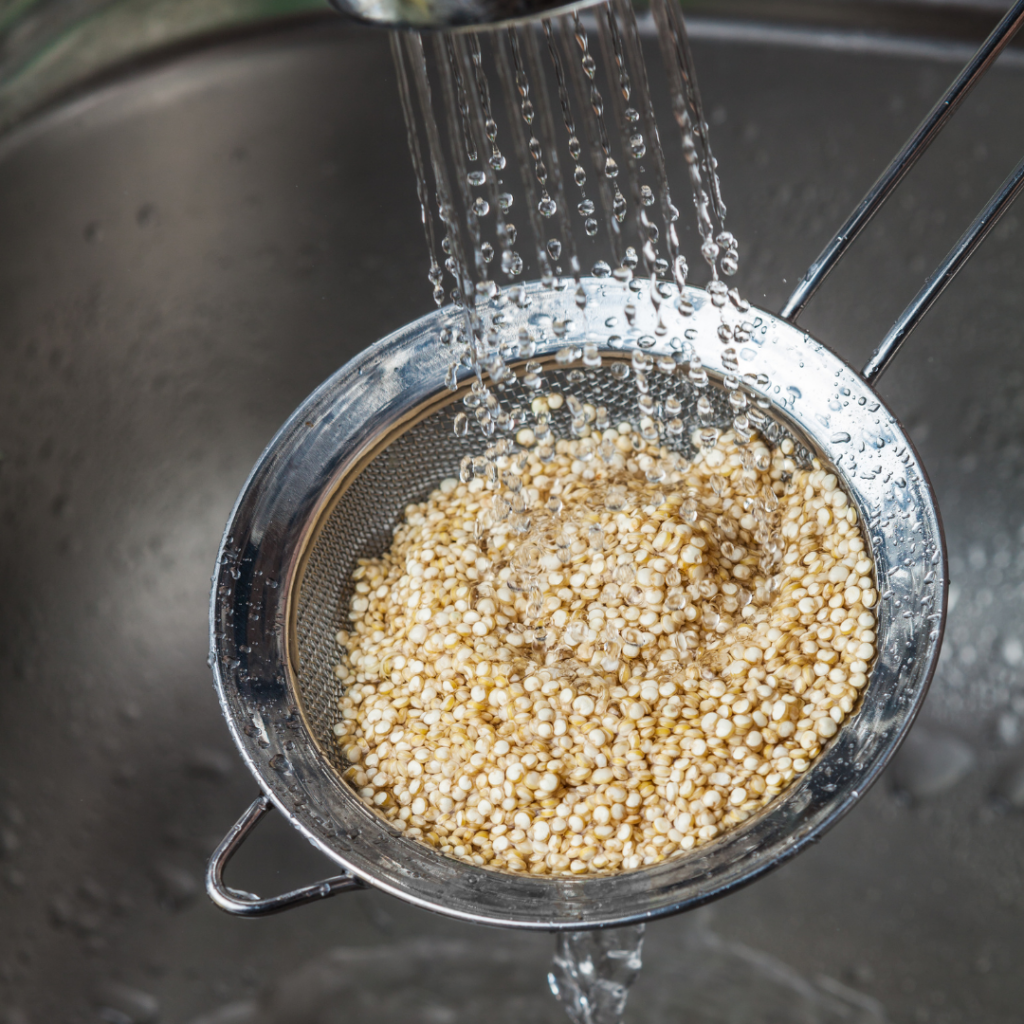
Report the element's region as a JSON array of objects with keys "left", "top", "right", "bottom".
[
  {"left": 205, "top": 276, "right": 945, "bottom": 928},
  {"left": 204, "top": 0, "right": 1024, "bottom": 930}
]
